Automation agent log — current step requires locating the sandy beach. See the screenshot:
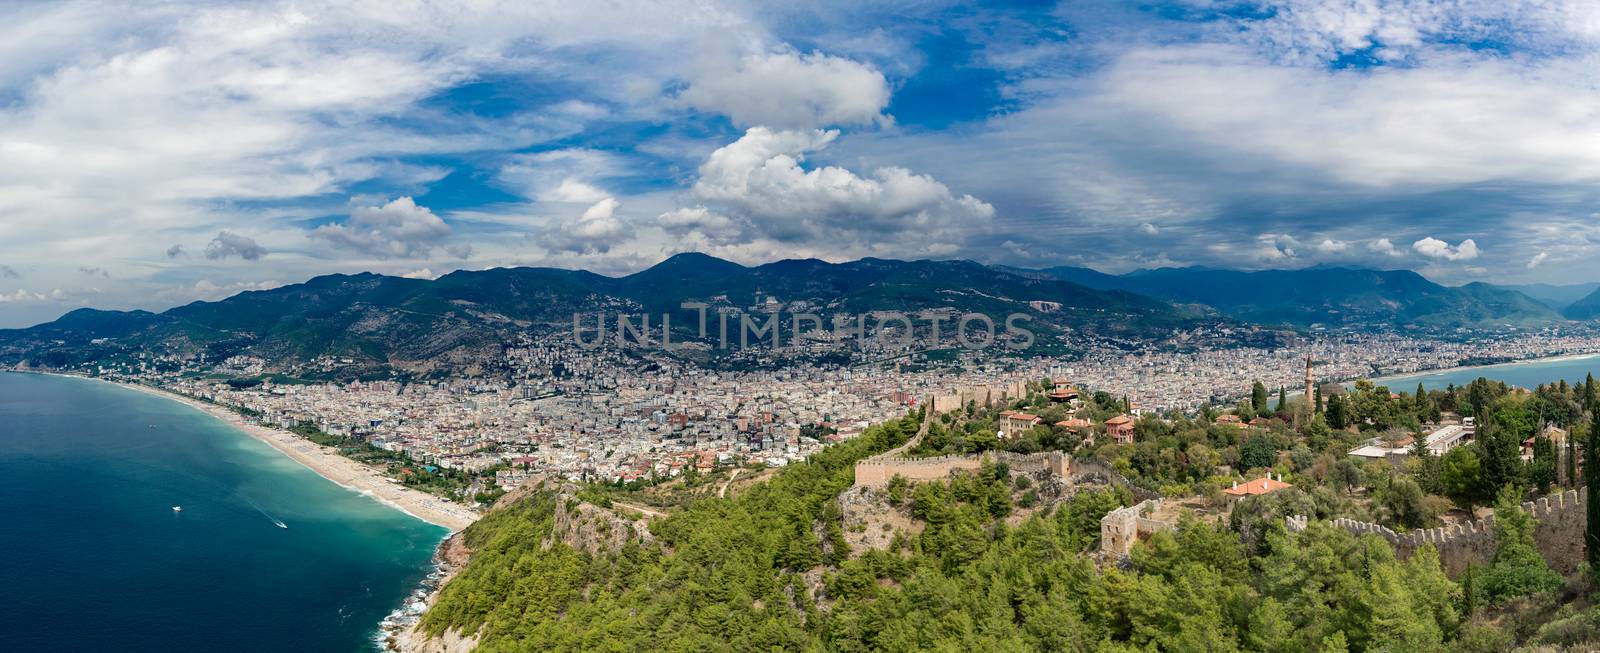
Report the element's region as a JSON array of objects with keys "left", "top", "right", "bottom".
[{"left": 94, "top": 377, "right": 479, "bottom": 532}]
